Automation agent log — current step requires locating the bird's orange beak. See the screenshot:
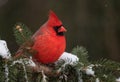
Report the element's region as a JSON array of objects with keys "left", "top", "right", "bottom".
[{"left": 58, "top": 26, "right": 67, "bottom": 33}]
